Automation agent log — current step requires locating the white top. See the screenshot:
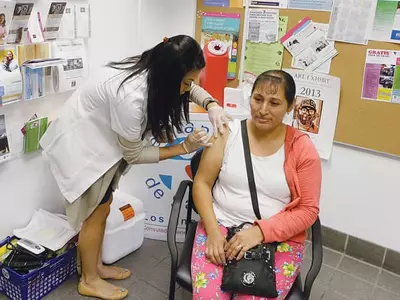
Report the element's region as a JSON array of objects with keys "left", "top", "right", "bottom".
[{"left": 212, "top": 119, "right": 291, "bottom": 227}]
